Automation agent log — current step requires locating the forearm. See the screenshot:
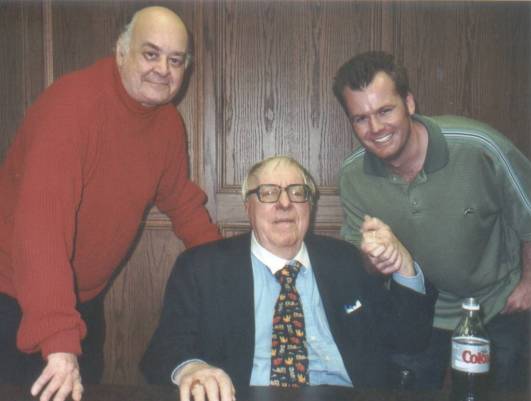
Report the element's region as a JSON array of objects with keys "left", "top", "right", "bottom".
[{"left": 158, "top": 177, "right": 221, "bottom": 247}]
